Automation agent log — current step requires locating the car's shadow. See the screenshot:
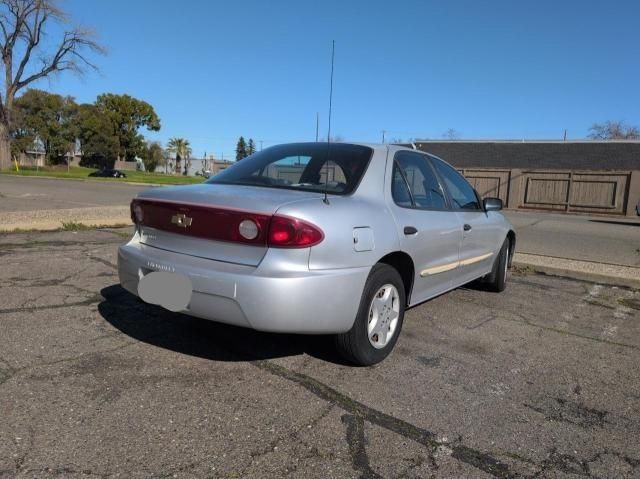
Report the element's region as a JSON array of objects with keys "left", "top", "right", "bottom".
[{"left": 98, "top": 285, "right": 351, "bottom": 365}]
